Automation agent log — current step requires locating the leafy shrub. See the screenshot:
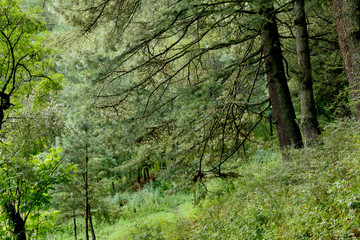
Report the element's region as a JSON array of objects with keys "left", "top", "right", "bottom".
[{"left": 184, "top": 119, "right": 360, "bottom": 239}]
